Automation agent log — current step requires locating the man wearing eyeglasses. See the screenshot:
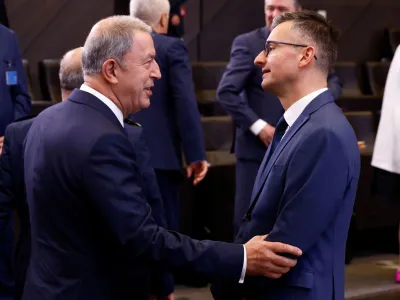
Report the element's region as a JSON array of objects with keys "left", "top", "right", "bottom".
[
  {"left": 212, "top": 10, "right": 359, "bottom": 300},
  {"left": 217, "top": 0, "right": 342, "bottom": 234}
]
